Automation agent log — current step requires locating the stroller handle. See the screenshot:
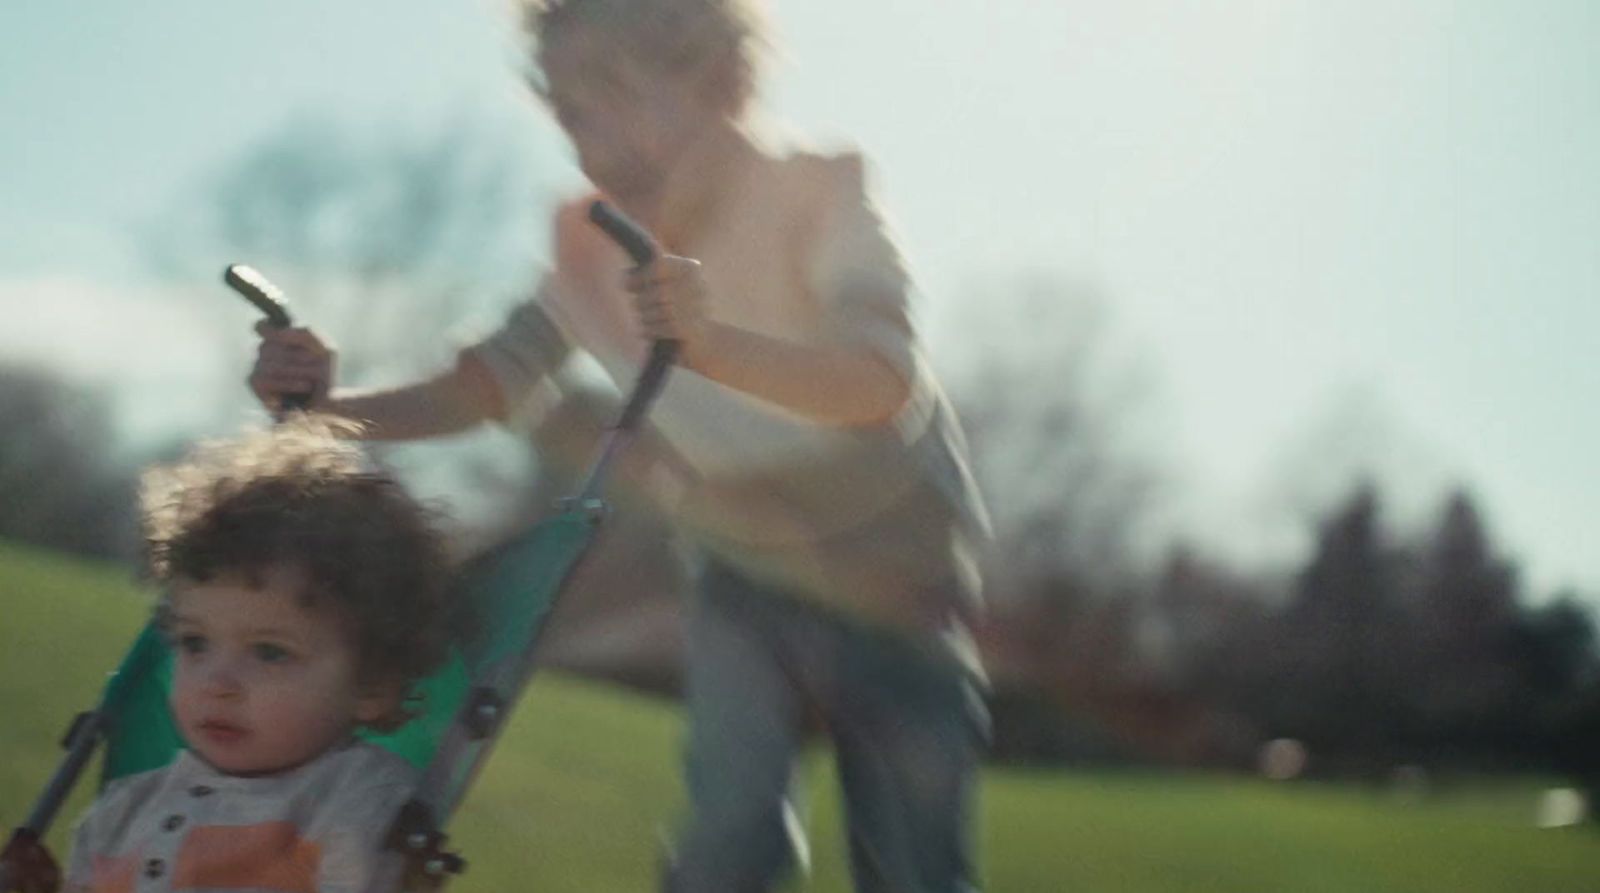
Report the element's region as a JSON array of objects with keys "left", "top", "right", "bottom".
[
  {"left": 225, "top": 264, "right": 311, "bottom": 412},
  {"left": 575, "top": 201, "right": 677, "bottom": 504}
]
